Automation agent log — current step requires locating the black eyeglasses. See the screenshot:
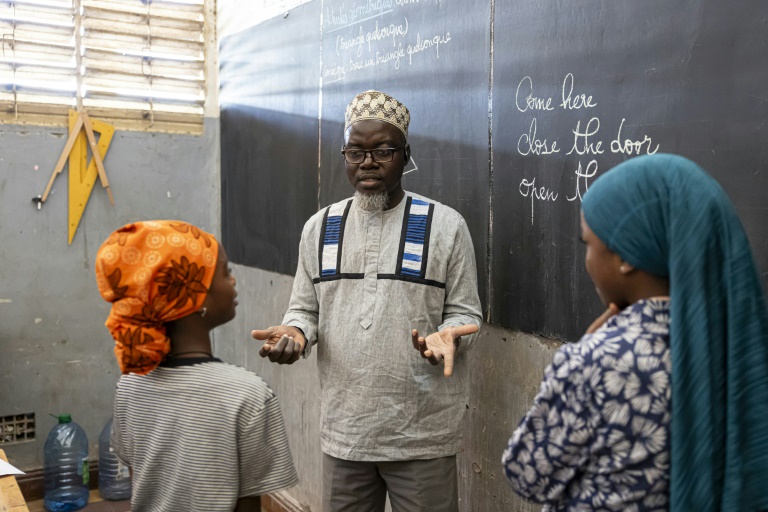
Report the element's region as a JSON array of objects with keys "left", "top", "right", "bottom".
[{"left": 341, "top": 144, "right": 405, "bottom": 164}]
